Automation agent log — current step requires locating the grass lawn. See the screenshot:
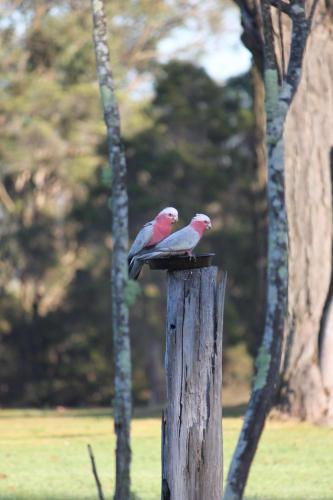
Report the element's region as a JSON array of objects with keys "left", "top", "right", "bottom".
[{"left": 0, "top": 407, "right": 332, "bottom": 500}]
